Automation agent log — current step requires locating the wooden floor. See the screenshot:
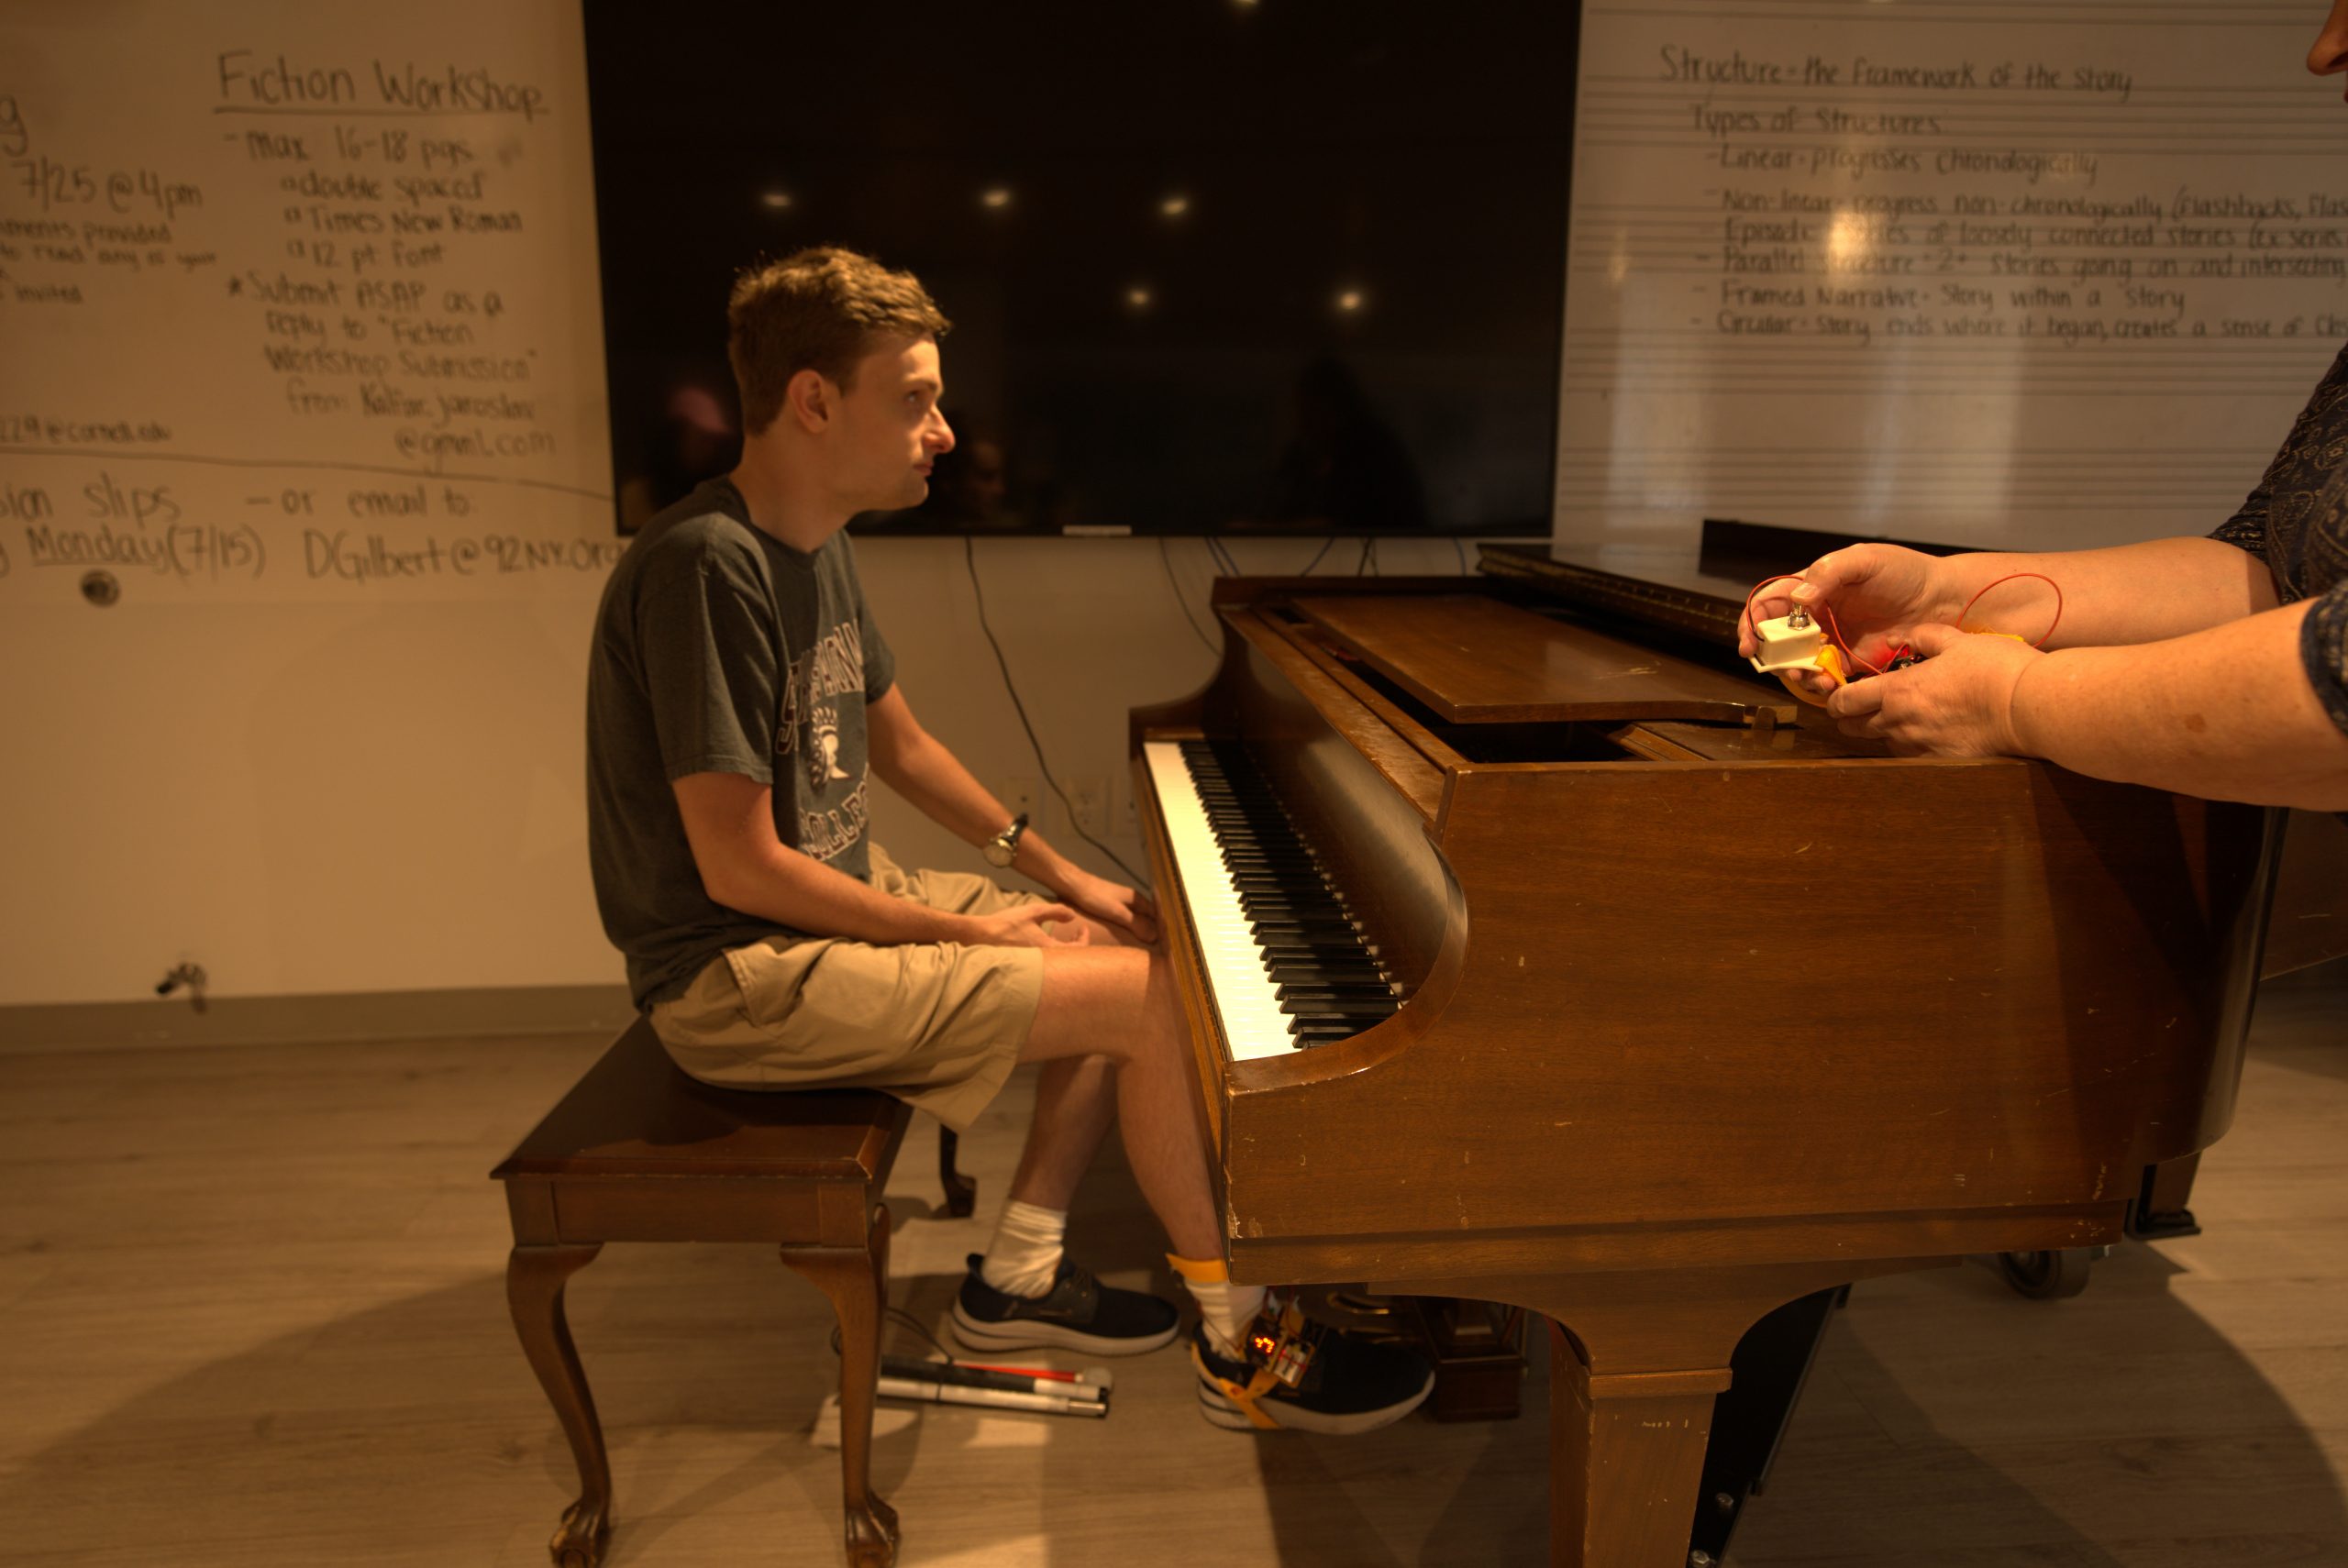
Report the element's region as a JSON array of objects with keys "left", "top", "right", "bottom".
[{"left": 2, "top": 969, "right": 2343, "bottom": 1568}]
